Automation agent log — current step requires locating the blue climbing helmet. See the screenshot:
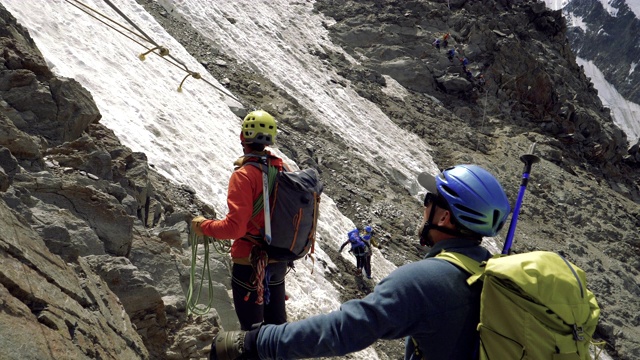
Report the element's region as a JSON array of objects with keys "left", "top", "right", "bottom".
[
  {"left": 419, "top": 165, "right": 511, "bottom": 237},
  {"left": 347, "top": 228, "right": 359, "bottom": 238},
  {"left": 364, "top": 225, "right": 372, "bottom": 233}
]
